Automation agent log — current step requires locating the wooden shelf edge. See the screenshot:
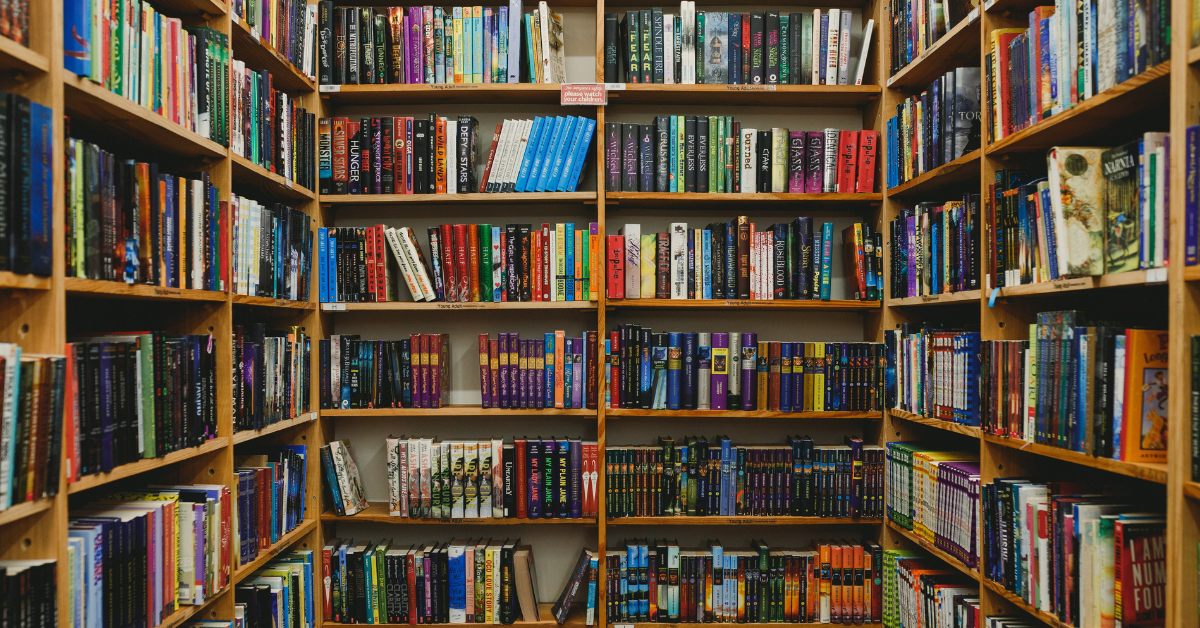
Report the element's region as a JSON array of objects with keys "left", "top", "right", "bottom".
[
  {"left": 885, "top": 149, "right": 981, "bottom": 197},
  {"left": 320, "top": 192, "right": 597, "bottom": 205},
  {"left": 979, "top": 433, "right": 1167, "bottom": 483},
  {"left": 607, "top": 298, "right": 881, "bottom": 310},
  {"left": 888, "top": 409, "right": 983, "bottom": 437},
  {"left": 983, "top": 579, "right": 1072, "bottom": 628},
  {"left": 322, "top": 502, "right": 598, "bottom": 524},
  {"left": 232, "top": 294, "right": 317, "bottom": 309},
  {"left": 608, "top": 409, "right": 881, "bottom": 419},
  {"left": 994, "top": 269, "right": 1166, "bottom": 297},
  {"left": 158, "top": 584, "right": 229, "bottom": 628},
  {"left": 233, "top": 518, "right": 318, "bottom": 583},
  {"left": 324, "top": 603, "right": 580, "bottom": 627},
  {"left": 0, "top": 496, "right": 54, "bottom": 527},
  {"left": 887, "top": 520, "right": 980, "bottom": 579},
  {"left": 65, "top": 277, "right": 228, "bottom": 302},
  {"left": 0, "top": 271, "right": 52, "bottom": 291},
  {"left": 888, "top": 290, "right": 982, "bottom": 306},
  {"left": 320, "top": 407, "right": 597, "bottom": 417},
  {"left": 230, "top": 19, "right": 315, "bottom": 93},
  {"left": 605, "top": 192, "right": 883, "bottom": 203},
  {"left": 607, "top": 516, "right": 884, "bottom": 525},
  {"left": 233, "top": 412, "right": 318, "bottom": 444},
  {"left": 886, "top": 12, "right": 980, "bottom": 89},
  {"left": 631, "top": 624, "right": 883, "bottom": 628},
  {"left": 229, "top": 153, "right": 317, "bottom": 201},
  {"left": 0, "top": 36, "right": 49, "bottom": 76},
  {"left": 67, "top": 437, "right": 230, "bottom": 494},
  {"left": 321, "top": 300, "right": 596, "bottom": 311},
  {"left": 1182, "top": 481, "right": 1200, "bottom": 501}
]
